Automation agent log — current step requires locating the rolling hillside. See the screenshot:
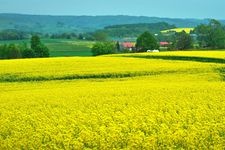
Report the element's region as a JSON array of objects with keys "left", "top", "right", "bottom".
[
  {"left": 1, "top": 13, "right": 224, "bottom": 33},
  {"left": 0, "top": 51, "right": 225, "bottom": 149},
  {"left": 98, "top": 22, "right": 176, "bottom": 37}
]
